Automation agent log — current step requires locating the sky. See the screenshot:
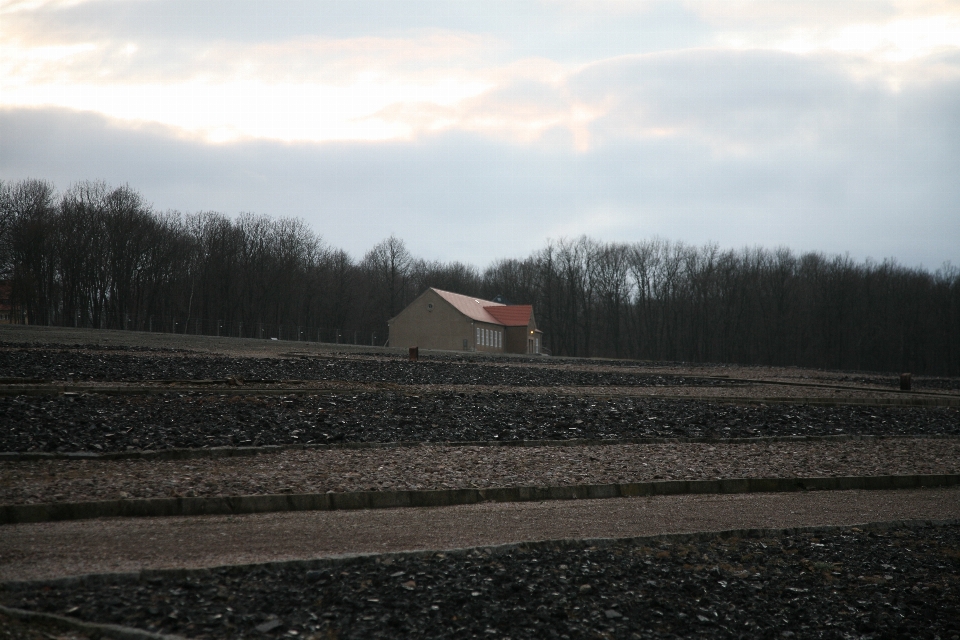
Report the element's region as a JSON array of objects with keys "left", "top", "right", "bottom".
[{"left": 1, "top": 0, "right": 959, "bottom": 270}]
